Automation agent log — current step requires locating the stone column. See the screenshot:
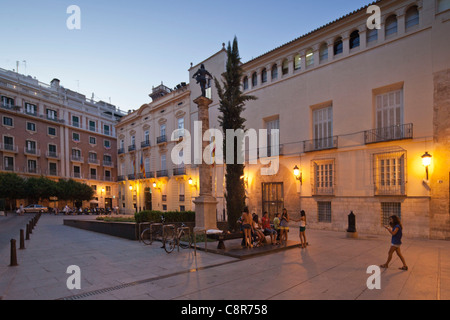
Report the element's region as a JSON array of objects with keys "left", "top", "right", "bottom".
[{"left": 193, "top": 96, "right": 218, "bottom": 231}]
